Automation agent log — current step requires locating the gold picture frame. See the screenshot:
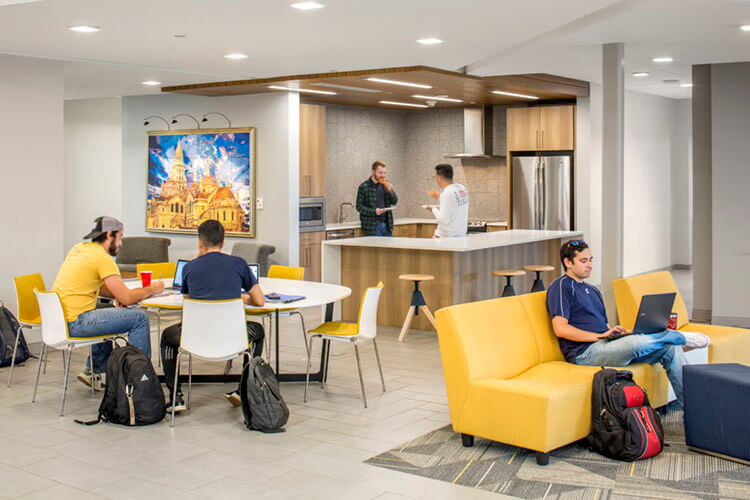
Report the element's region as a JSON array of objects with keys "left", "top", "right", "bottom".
[{"left": 145, "top": 127, "right": 256, "bottom": 238}]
